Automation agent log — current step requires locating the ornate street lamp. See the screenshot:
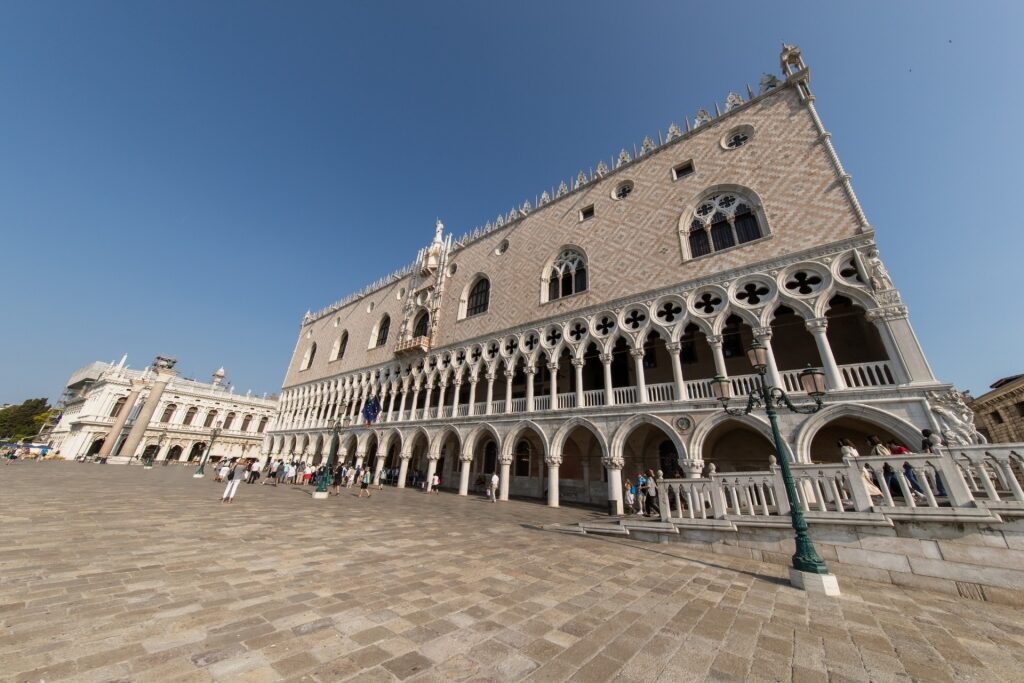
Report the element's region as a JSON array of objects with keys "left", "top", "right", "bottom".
[
  {"left": 193, "top": 421, "right": 223, "bottom": 478},
  {"left": 313, "top": 417, "right": 345, "bottom": 500},
  {"left": 712, "top": 341, "right": 838, "bottom": 595}
]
